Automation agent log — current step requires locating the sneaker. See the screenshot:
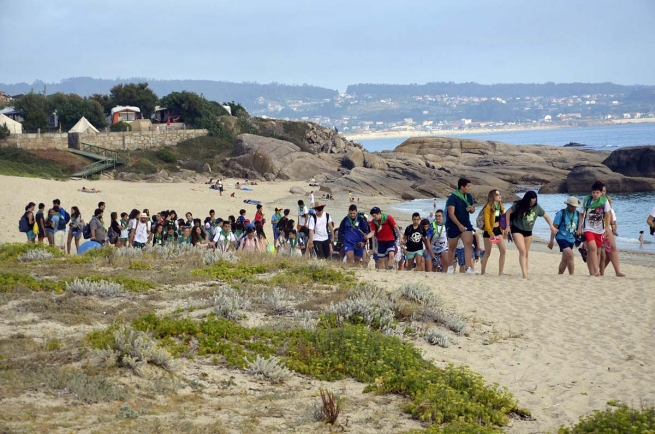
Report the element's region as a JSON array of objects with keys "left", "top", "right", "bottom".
[
  {"left": 446, "top": 266, "right": 455, "bottom": 274},
  {"left": 465, "top": 267, "right": 477, "bottom": 275}
]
